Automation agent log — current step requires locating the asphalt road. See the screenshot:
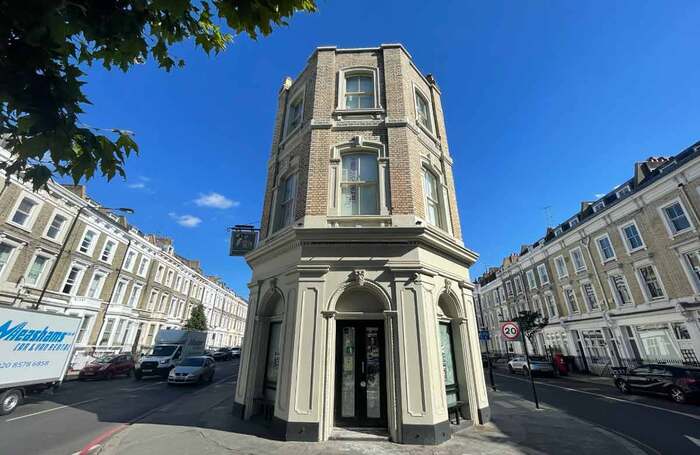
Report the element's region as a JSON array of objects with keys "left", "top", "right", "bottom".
[
  {"left": 490, "top": 370, "right": 700, "bottom": 454},
  {"left": 0, "top": 359, "right": 239, "bottom": 455}
]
